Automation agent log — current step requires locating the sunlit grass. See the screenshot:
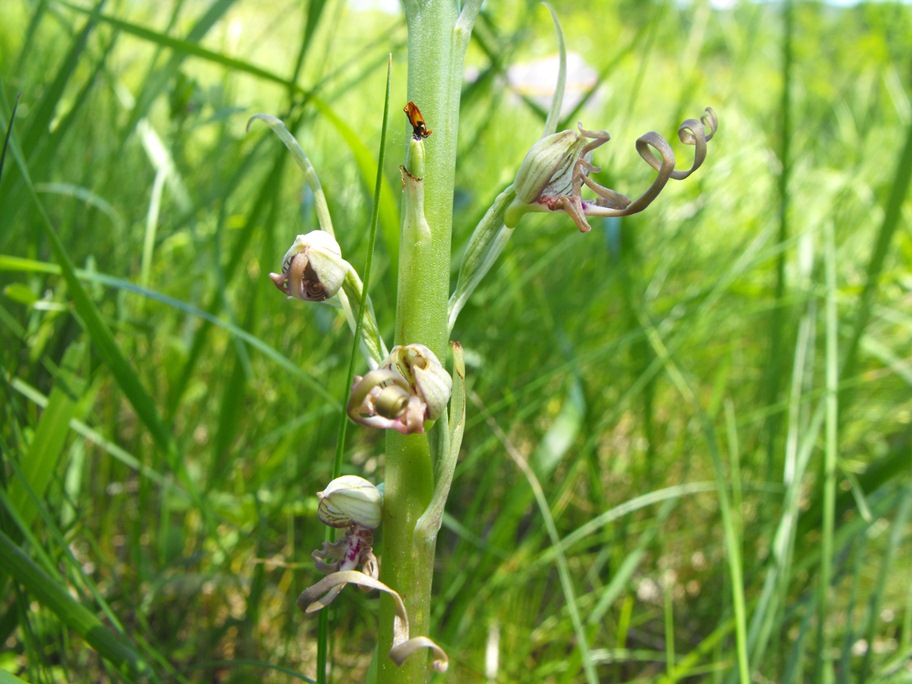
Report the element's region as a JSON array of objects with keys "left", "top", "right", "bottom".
[{"left": 1, "top": 0, "right": 910, "bottom": 682}]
